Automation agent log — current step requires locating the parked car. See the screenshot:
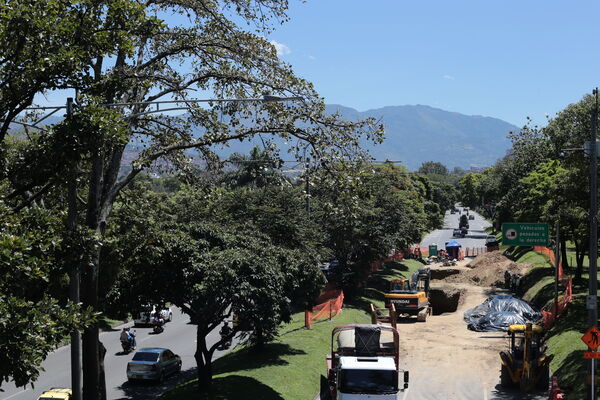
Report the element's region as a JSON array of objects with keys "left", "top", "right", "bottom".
[
  {"left": 127, "top": 348, "right": 182, "bottom": 382},
  {"left": 37, "top": 388, "right": 72, "bottom": 400},
  {"left": 453, "top": 229, "right": 463, "bottom": 237},
  {"left": 485, "top": 235, "right": 499, "bottom": 246},
  {"left": 133, "top": 306, "right": 173, "bottom": 327},
  {"left": 468, "top": 214, "right": 475, "bottom": 220}
]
